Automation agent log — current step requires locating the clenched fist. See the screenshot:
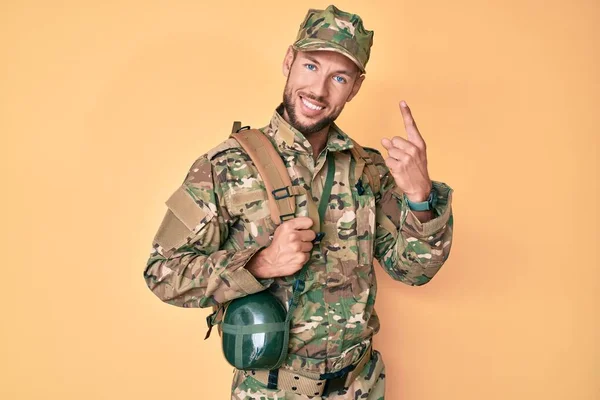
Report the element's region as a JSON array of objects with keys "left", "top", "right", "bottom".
[{"left": 246, "top": 217, "right": 316, "bottom": 279}]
